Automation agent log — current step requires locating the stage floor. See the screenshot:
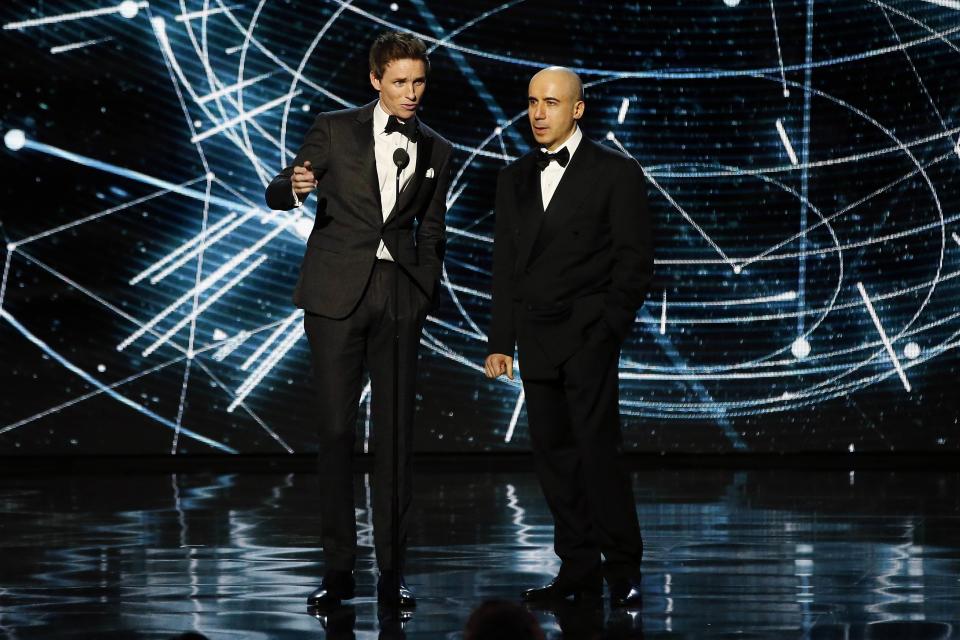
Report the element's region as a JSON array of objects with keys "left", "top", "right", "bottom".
[{"left": 1, "top": 466, "right": 958, "bottom": 639}]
